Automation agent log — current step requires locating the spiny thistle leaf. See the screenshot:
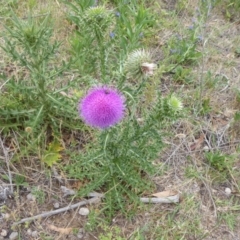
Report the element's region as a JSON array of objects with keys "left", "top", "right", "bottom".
[{"left": 42, "top": 141, "right": 64, "bottom": 167}]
